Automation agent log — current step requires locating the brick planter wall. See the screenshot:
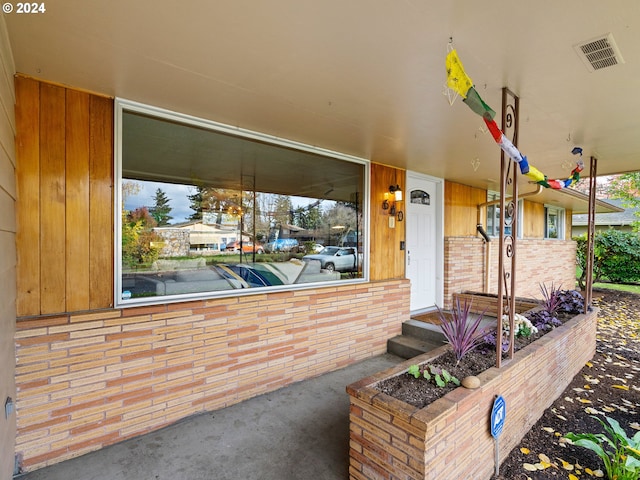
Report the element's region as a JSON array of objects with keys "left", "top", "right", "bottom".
[
  {"left": 15, "top": 279, "right": 409, "bottom": 472},
  {"left": 444, "top": 237, "right": 577, "bottom": 308},
  {"left": 347, "top": 308, "right": 597, "bottom": 480}
]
